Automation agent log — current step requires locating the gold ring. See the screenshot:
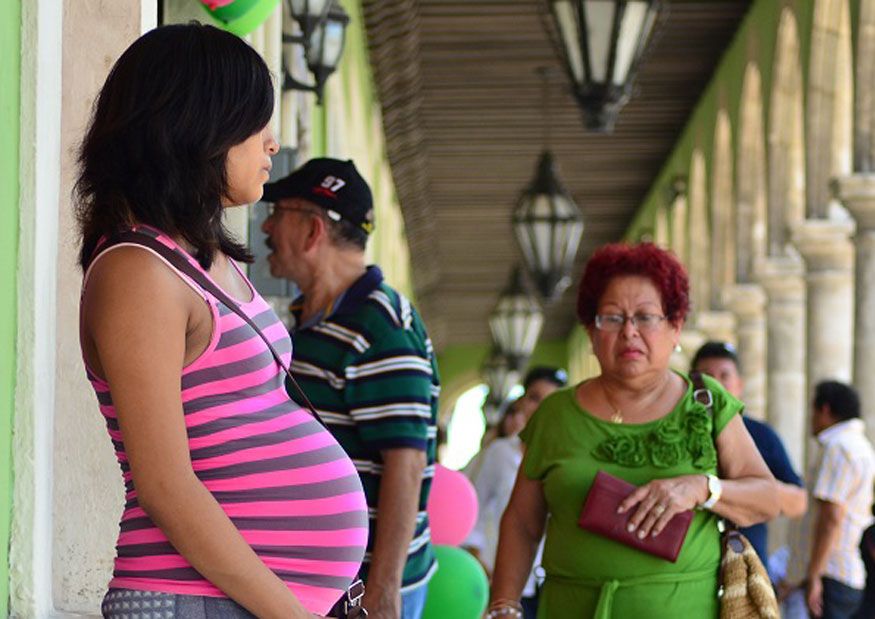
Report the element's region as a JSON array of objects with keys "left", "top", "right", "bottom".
[{"left": 653, "top": 503, "right": 667, "bottom": 515}]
